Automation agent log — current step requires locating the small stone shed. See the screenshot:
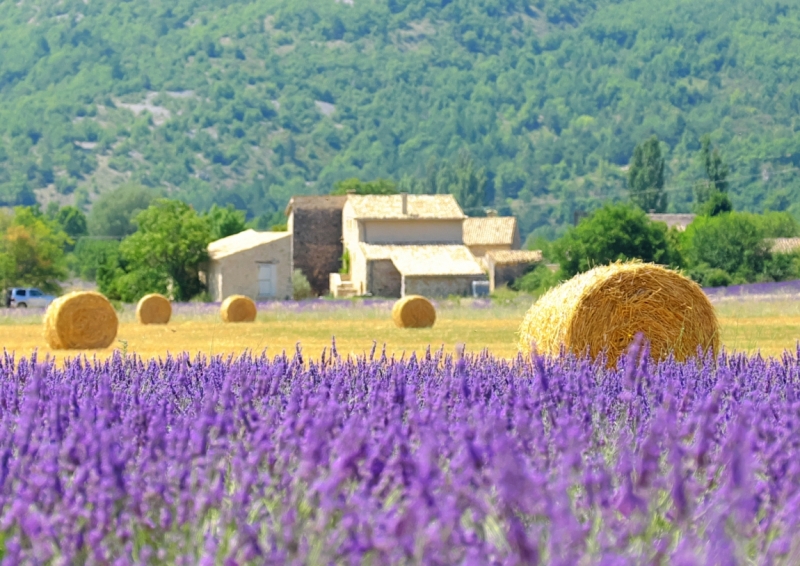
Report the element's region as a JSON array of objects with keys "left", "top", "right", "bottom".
[
  {"left": 647, "top": 213, "right": 696, "bottom": 231},
  {"left": 771, "top": 238, "right": 800, "bottom": 254},
  {"left": 205, "top": 230, "right": 292, "bottom": 302},
  {"left": 358, "top": 243, "right": 486, "bottom": 298},
  {"left": 286, "top": 195, "right": 347, "bottom": 296},
  {"left": 463, "top": 216, "right": 521, "bottom": 259},
  {"left": 485, "top": 250, "right": 543, "bottom": 291}
]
